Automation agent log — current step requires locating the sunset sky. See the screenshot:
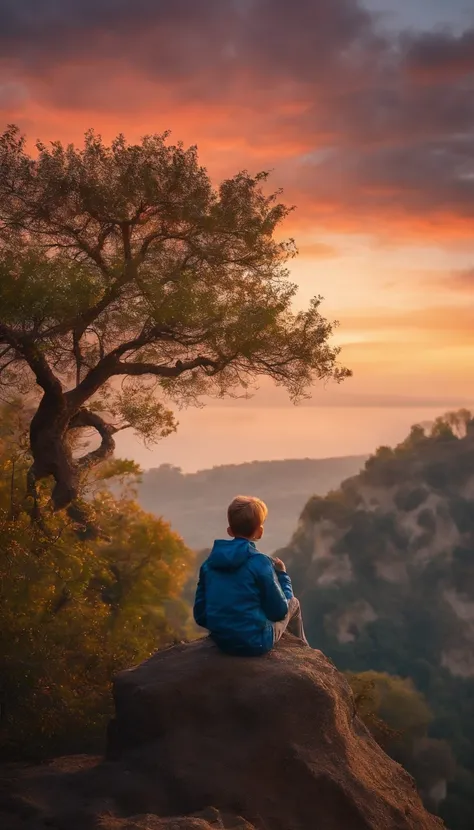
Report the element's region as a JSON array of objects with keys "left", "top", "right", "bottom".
[{"left": 2, "top": 0, "right": 474, "bottom": 470}]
